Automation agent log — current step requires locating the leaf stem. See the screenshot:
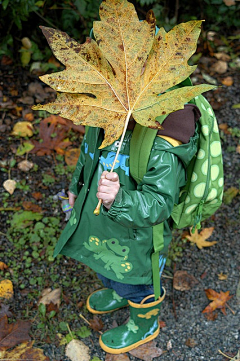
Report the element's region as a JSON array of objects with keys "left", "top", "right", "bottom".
[
  {"left": 225, "top": 302, "right": 235, "bottom": 315},
  {"left": 94, "top": 109, "right": 132, "bottom": 216}
]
